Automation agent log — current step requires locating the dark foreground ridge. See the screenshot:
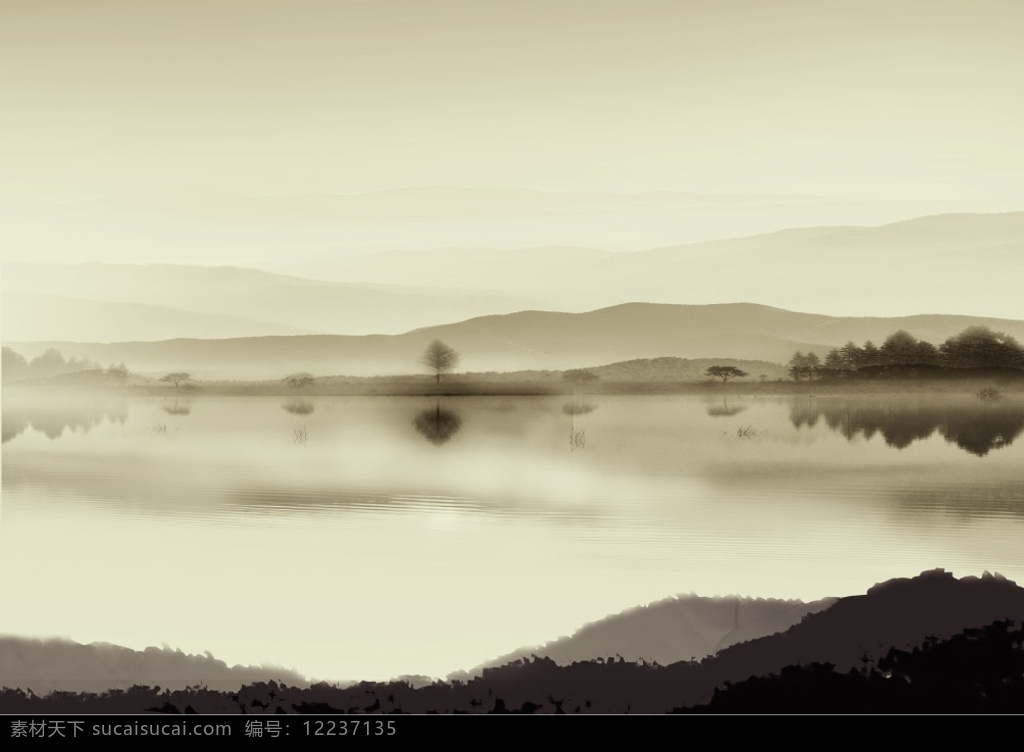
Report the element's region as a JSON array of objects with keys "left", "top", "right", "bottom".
[
  {"left": 0, "top": 638, "right": 309, "bottom": 696},
  {"left": 2, "top": 570, "right": 1023, "bottom": 714},
  {"left": 681, "top": 619, "right": 1024, "bottom": 713}
]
